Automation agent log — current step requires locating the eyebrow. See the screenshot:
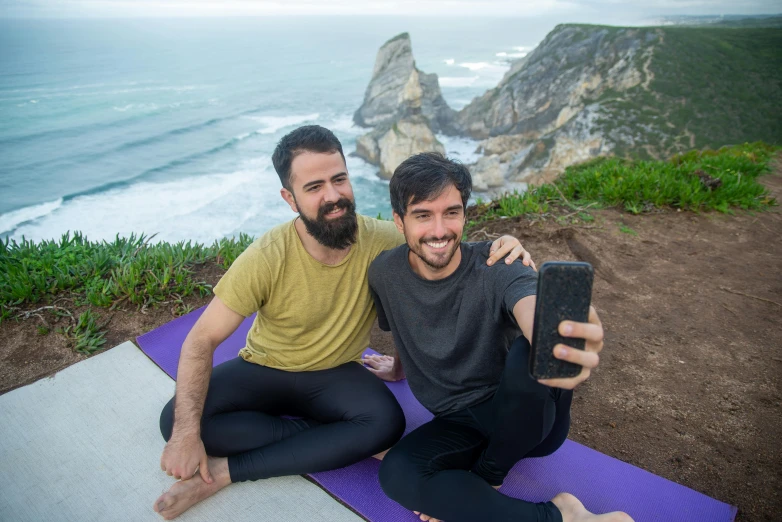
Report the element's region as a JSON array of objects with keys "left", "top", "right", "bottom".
[
  {"left": 301, "top": 172, "right": 347, "bottom": 190},
  {"left": 409, "top": 204, "right": 463, "bottom": 215}
]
